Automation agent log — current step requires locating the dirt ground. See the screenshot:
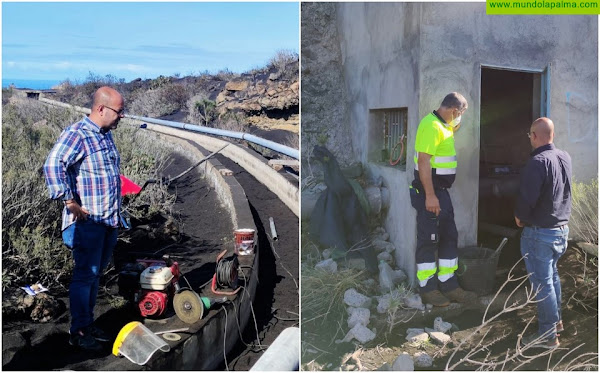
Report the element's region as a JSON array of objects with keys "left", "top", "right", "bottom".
[
  {"left": 2, "top": 148, "right": 299, "bottom": 370},
  {"left": 302, "top": 244, "right": 598, "bottom": 371}
]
